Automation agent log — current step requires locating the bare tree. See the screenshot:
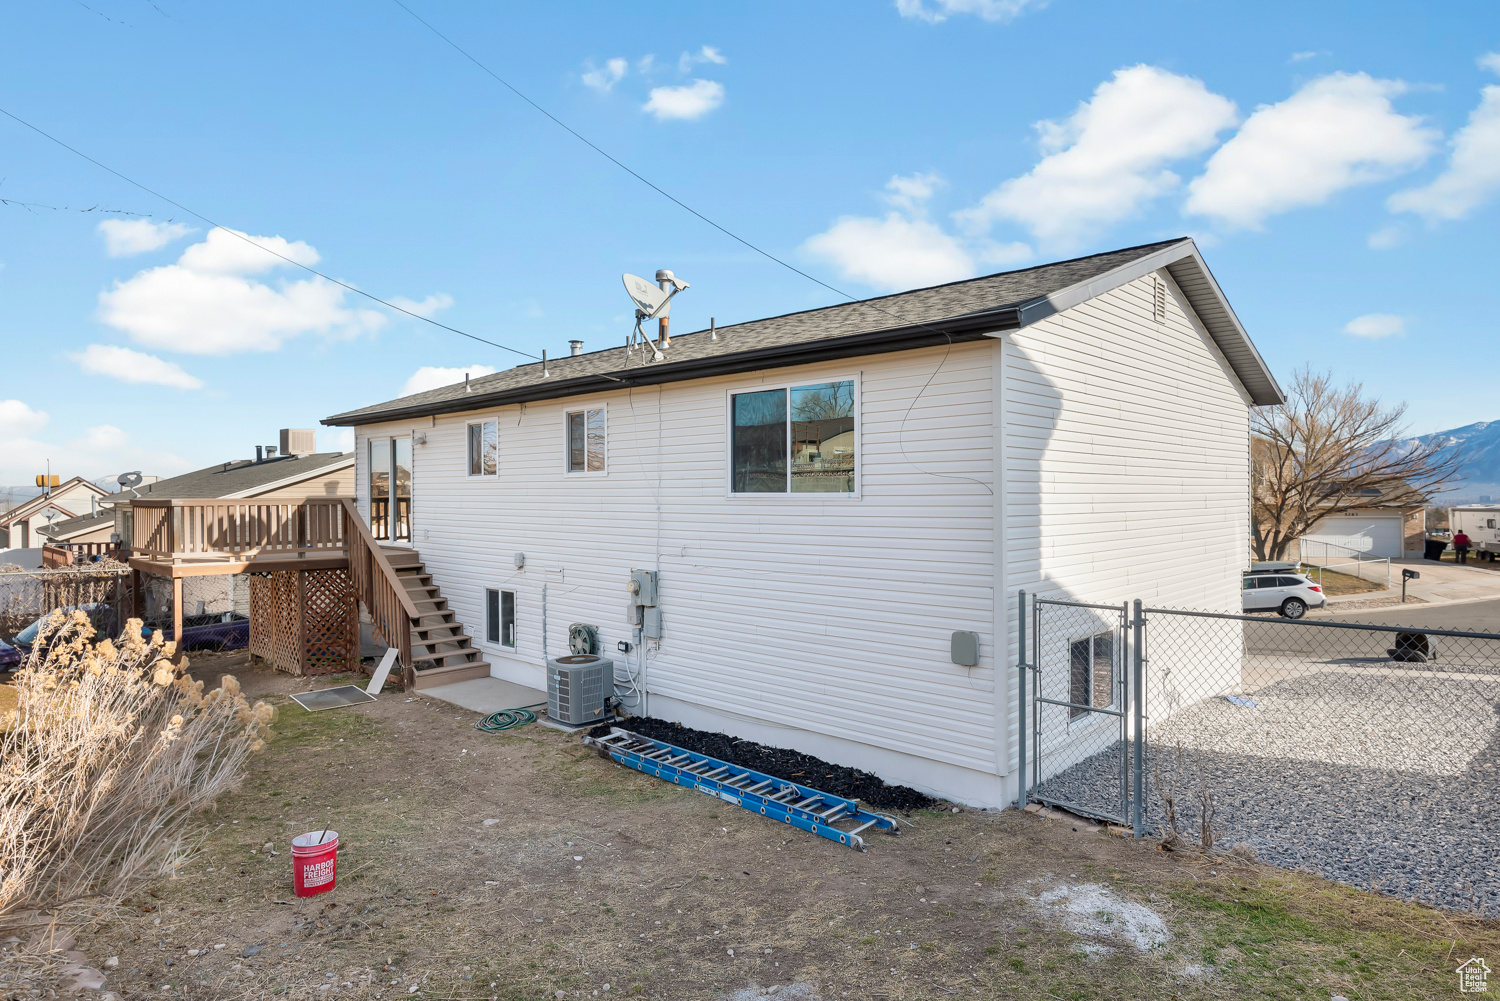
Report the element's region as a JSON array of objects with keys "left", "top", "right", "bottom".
[{"left": 1251, "top": 369, "right": 1463, "bottom": 561}]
